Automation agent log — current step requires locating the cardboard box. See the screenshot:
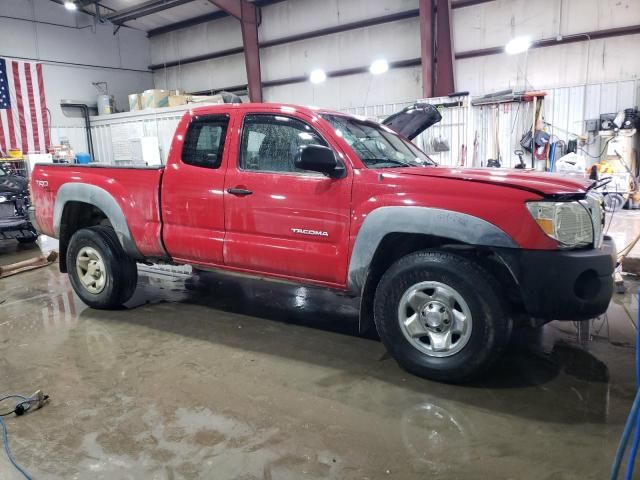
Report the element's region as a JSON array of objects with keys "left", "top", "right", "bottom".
[
  {"left": 141, "top": 89, "right": 169, "bottom": 109},
  {"left": 189, "top": 94, "right": 226, "bottom": 104},
  {"left": 128, "top": 94, "right": 142, "bottom": 111},
  {"left": 168, "top": 95, "right": 189, "bottom": 107}
]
